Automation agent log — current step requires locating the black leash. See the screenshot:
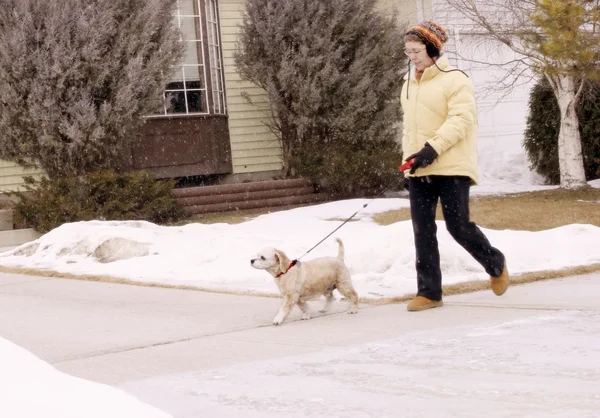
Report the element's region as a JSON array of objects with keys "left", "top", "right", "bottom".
[{"left": 296, "top": 181, "right": 403, "bottom": 261}]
